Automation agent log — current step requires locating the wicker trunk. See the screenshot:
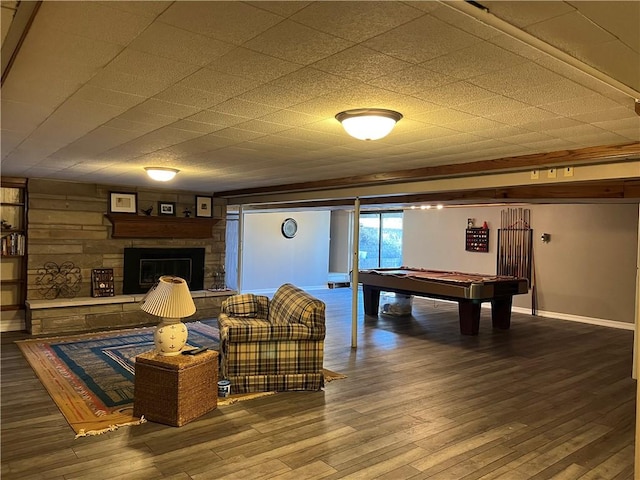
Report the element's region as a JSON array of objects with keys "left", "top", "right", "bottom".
[{"left": 133, "top": 350, "right": 218, "bottom": 426}]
